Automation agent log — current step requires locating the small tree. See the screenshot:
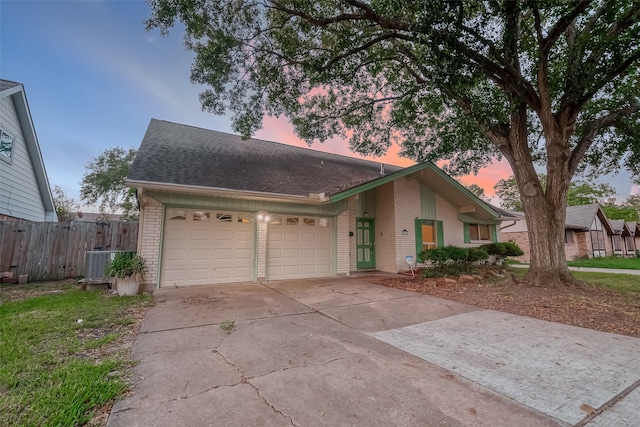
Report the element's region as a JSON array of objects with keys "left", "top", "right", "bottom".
[
  {"left": 80, "top": 147, "right": 138, "bottom": 221},
  {"left": 52, "top": 185, "right": 79, "bottom": 222}
]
